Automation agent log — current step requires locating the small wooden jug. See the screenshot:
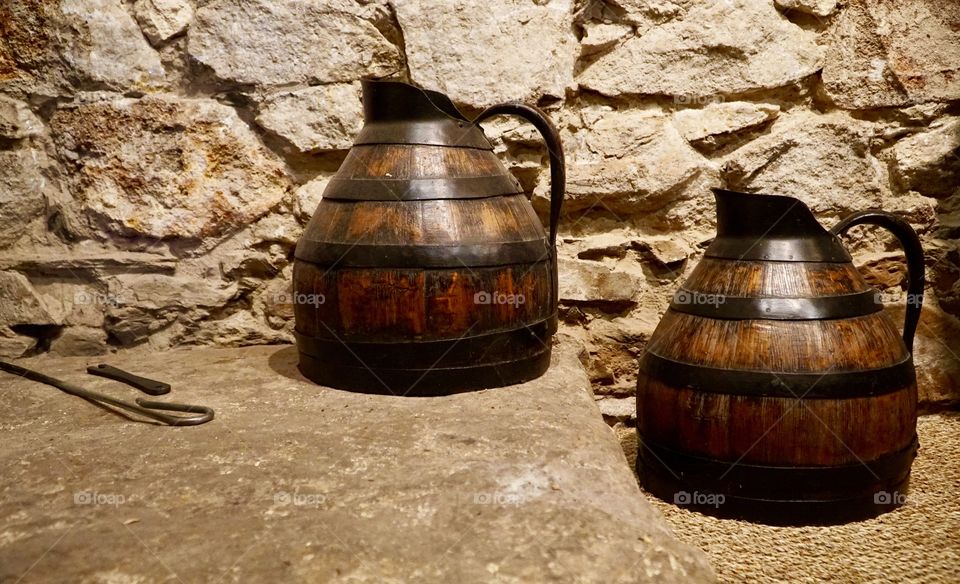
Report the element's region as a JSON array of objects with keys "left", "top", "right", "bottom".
[
  {"left": 293, "top": 80, "right": 565, "bottom": 396},
  {"left": 637, "top": 188, "right": 925, "bottom": 522}
]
